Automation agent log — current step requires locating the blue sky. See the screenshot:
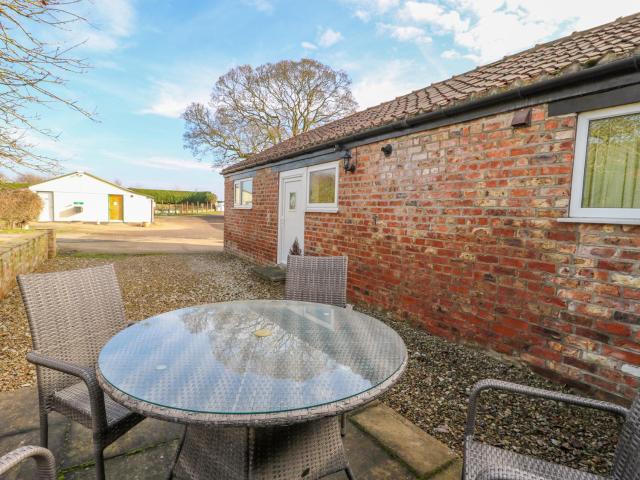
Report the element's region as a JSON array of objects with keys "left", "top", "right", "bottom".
[{"left": 14, "top": 0, "right": 640, "bottom": 196}]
